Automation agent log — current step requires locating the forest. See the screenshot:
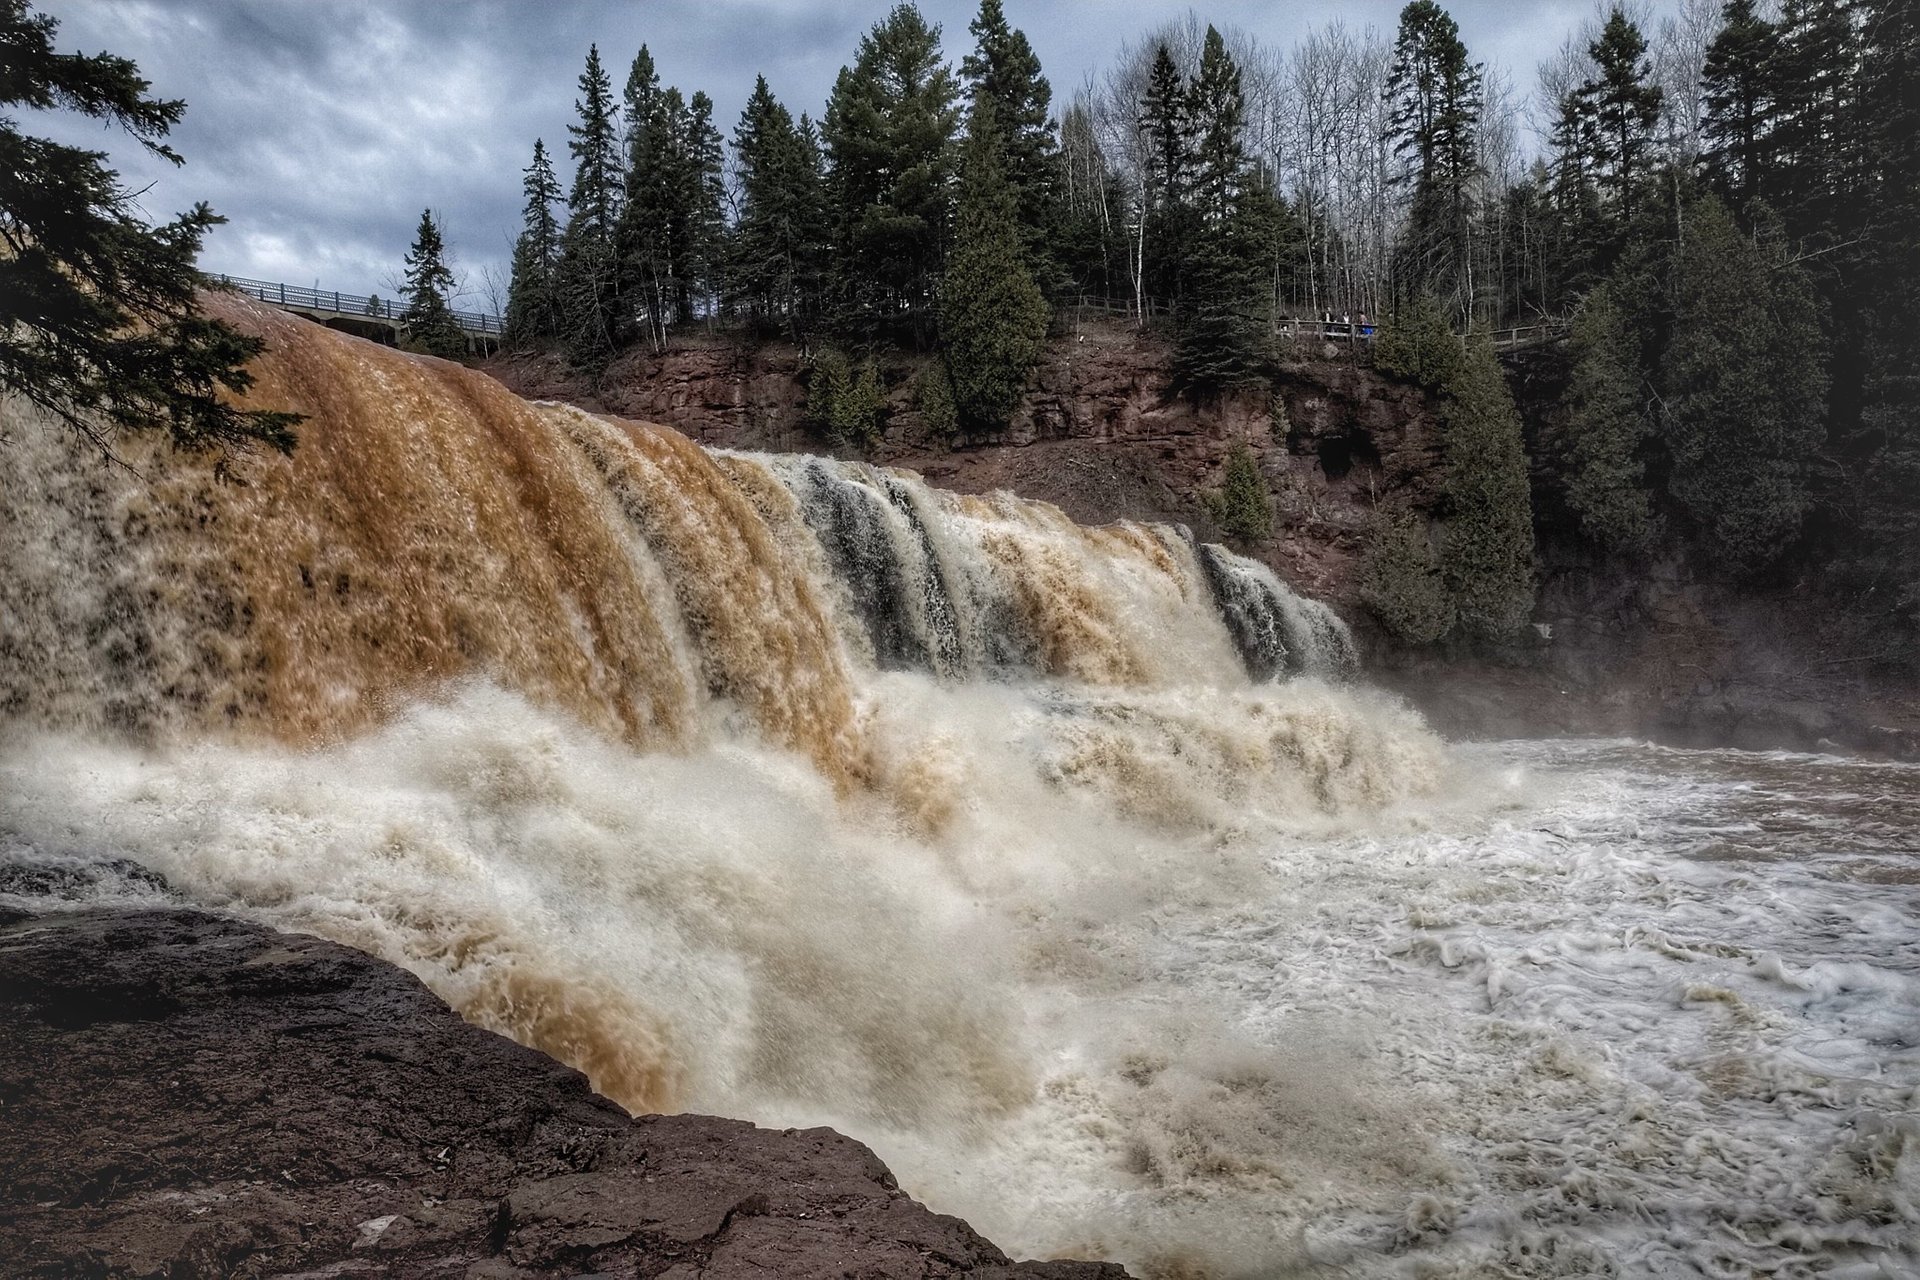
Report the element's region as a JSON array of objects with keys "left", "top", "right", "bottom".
[{"left": 463, "top": 0, "right": 1916, "bottom": 650}]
